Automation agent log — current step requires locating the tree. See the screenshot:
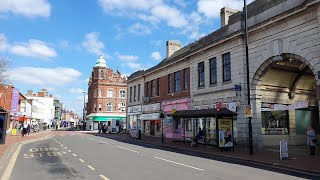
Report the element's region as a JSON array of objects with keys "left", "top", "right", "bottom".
[{"left": 0, "top": 36, "right": 11, "bottom": 83}]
